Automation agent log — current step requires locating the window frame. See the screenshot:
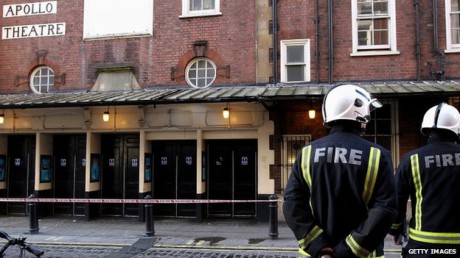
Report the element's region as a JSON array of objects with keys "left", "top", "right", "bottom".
[
  {"left": 280, "top": 39, "right": 311, "bottom": 83},
  {"left": 185, "top": 58, "right": 217, "bottom": 88},
  {"left": 363, "top": 100, "right": 399, "bottom": 169},
  {"left": 351, "top": 0, "right": 399, "bottom": 56},
  {"left": 30, "top": 66, "right": 55, "bottom": 94},
  {"left": 281, "top": 135, "right": 311, "bottom": 192},
  {"left": 180, "top": 0, "right": 222, "bottom": 18},
  {"left": 445, "top": 0, "right": 460, "bottom": 52}
]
